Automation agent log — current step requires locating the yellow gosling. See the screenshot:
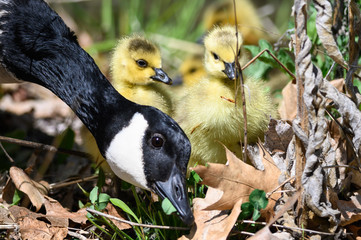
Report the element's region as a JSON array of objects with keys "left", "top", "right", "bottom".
[{"left": 175, "top": 26, "right": 277, "bottom": 167}]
